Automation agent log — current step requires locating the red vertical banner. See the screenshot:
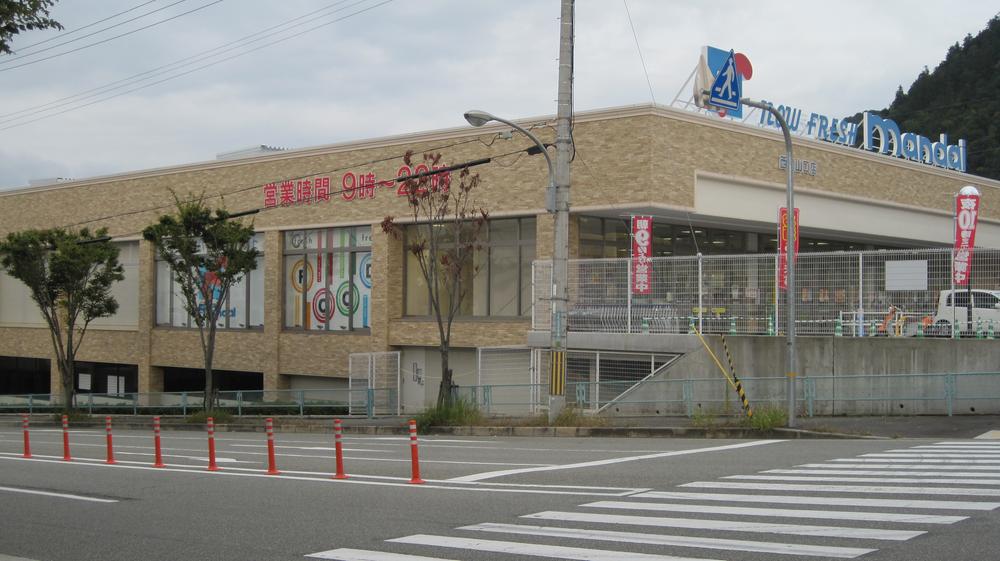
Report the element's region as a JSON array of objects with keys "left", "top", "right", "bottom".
[
  {"left": 777, "top": 207, "right": 799, "bottom": 290},
  {"left": 953, "top": 192, "right": 980, "bottom": 285},
  {"left": 631, "top": 216, "right": 653, "bottom": 295}
]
